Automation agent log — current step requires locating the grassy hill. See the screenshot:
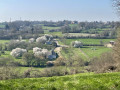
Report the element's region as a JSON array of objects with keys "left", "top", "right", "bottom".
[{"left": 0, "top": 72, "right": 120, "bottom": 90}]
